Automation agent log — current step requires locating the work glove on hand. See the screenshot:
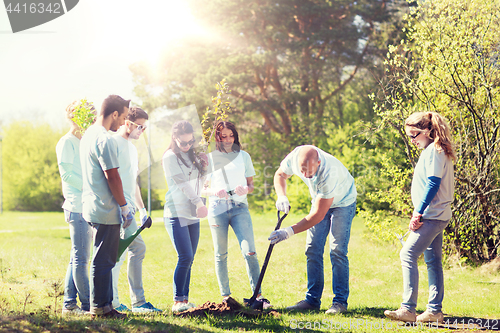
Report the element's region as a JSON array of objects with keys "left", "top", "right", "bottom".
[
  {"left": 234, "top": 185, "right": 249, "bottom": 196},
  {"left": 120, "top": 203, "right": 134, "bottom": 229},
  {"left": 139, "top": 207, "right": 148, "bottom": 224},
  {"left": 275, "top": 195, "right": 290, "bottom": 214},
  {"left": 268, "top": 226, "right": 294, "bottom": 245}
]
